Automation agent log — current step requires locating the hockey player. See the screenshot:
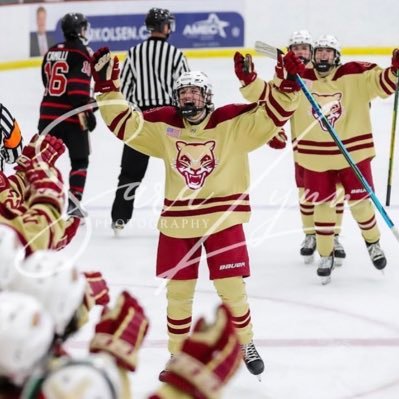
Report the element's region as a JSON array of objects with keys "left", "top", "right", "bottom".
[
  {"left": 238, "top": 34, "right": 396, "bottom": 283},
  {"left": 0, "top": 291, "right": 55, "bottom": 396},
  {"left": 9, "top": 250, "right": 110, "bottom": 341},
  {"left": 0, "top": 103, "right": 24, "bottom": 171},
  {"left": 20, "top": 289, "right": 148, "bottom": 399},
  {"left": 38, "top": 12, "right": 96, "bottom": 219},
  {"left": 111, "top": 7, "right": 189, "bottom": 236},
  {"left": 0, "top": 133, "right": 80, "bottom": 255},
  {"left": 288, "top": 30, "right": 346, "bottom": 265},
  {"left": 90, "top": 46, "right": 304, "bottom": 378}
]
